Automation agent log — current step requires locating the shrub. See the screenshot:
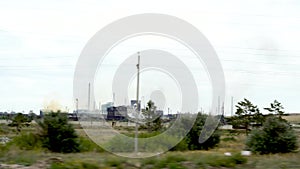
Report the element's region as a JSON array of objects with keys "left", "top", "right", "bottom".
[
  {"left": 170, "top": 138, "right": 189, "bottom": 151},
  {"left": 0, "top": 123, "right": 10, "bottom": 134},
  {"left": 246, "top": 116, "right": 298, "bottom": 154},
  {"left": 38, "top": 112, "right": 80, "bottom": 153},
  {"left": 12, "top": 132, "right": 42, "bottom": 150},
  {"left": 107, "top": 113, "right": 220, "bottom": 152},
  {"left": 173, "top": 113, "right": 220, "bottom": 151},
  {"left": 8, "top": 113, "right": 31, "bottom": 132}
]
